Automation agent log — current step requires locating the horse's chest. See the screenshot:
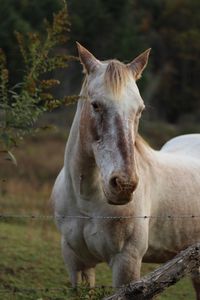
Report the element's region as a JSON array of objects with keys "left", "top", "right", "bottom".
[
  {"left": 63, "top": 218, "right": 134, "bottom": 262},
  {"left": 84, "top": 219, "right": 135, "bottom": 260},
  {"left": 63, "top": 219, "right": 85, "bottom": 250}
]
